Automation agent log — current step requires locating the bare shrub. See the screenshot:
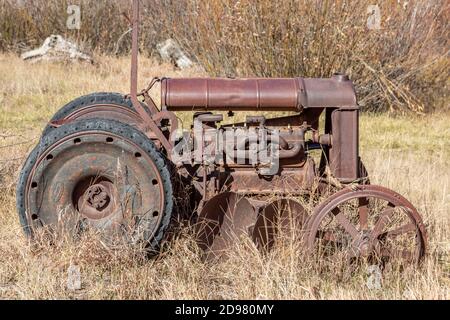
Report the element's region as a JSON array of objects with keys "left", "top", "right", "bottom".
[{"left": 1, "top": 0, "right": 448, "bottom": 112}]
